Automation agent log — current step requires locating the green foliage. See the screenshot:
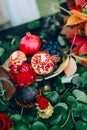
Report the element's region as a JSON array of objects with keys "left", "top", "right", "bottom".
[{"left": 31, "top": 121, "right": 47, "bottom": 130}]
